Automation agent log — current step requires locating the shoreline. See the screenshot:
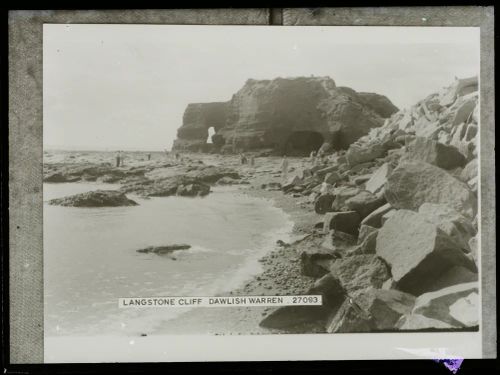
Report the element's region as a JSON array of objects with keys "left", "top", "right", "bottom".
[{"left": 152, "top": 160, "right": 323, "bottom": 336}]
